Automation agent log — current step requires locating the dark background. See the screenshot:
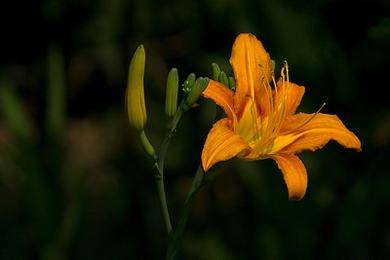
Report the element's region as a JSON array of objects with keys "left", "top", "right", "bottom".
[{"left": 0, "top": 0, "right": 389, "bottom": 259}]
